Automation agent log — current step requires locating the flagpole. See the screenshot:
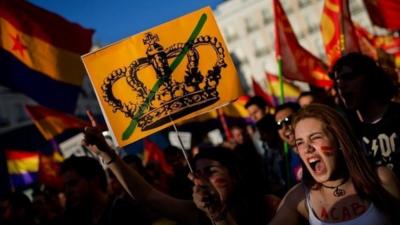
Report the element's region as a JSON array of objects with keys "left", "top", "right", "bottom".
[
  {"left": 167, "top": 112, "right": 194, "bottom": 174},
  {"left": 277, "top": 56, "right": 290, "bottom": 187},
  {"left": 166, "top": 113, "right": 218, "bottom": 225},
  {"left": 217, "top": 108, "right": 232, "bottom": 141}
]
